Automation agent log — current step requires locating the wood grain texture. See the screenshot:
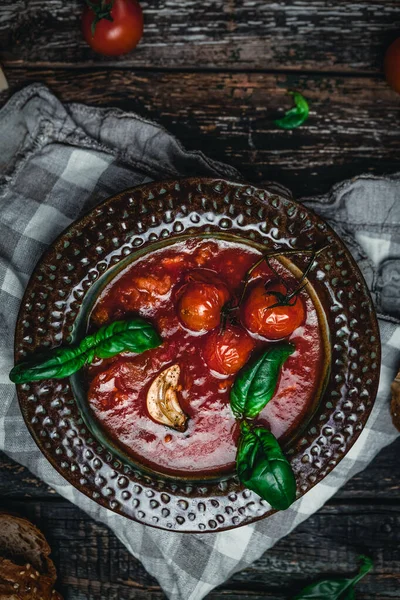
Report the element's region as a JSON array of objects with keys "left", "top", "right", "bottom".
[
  {"left": 0, "top": 68, "right": 399, "bottom": 197},
  {"left": 0, "top": 1, "right": 399, "bottom": 72},
  {"left": 0, "top": 499, "right": 398, "bottom": 600},
  {"left": 0, "top": 452, "right": 54, "bottom": 497}
]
